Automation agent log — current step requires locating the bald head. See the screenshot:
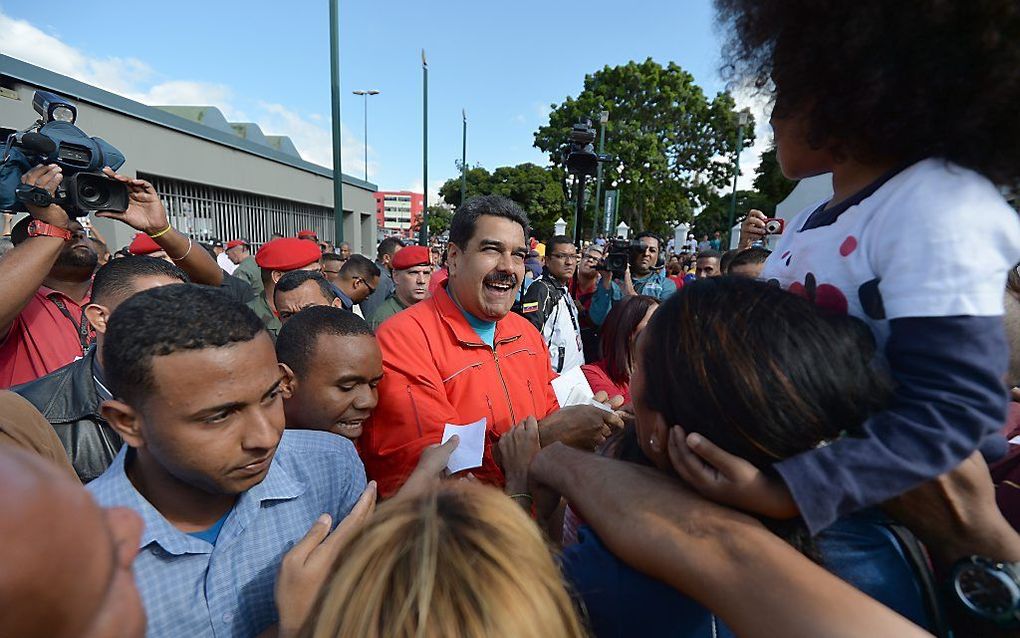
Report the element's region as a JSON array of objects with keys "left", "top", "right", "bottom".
[{"left": 0, "top": 447, "right": 145, "bottom": 638}]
